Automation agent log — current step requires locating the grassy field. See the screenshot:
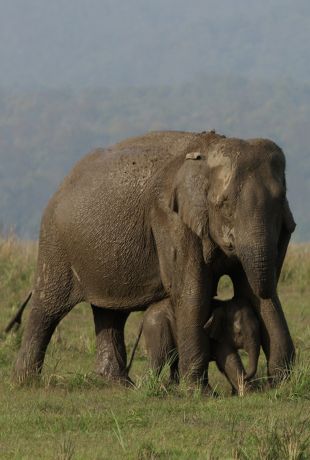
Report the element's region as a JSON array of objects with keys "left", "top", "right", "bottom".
[{"left": 0, "top": 237, "right": 309, "bottom": 459}]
